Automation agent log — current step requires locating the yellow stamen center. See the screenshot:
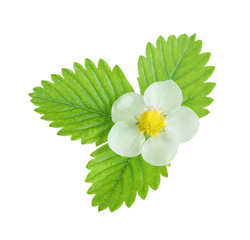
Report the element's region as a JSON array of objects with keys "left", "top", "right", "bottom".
[{"left": 135, "top": 107, "right": 167, "bottom": 137}]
